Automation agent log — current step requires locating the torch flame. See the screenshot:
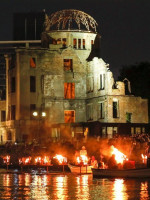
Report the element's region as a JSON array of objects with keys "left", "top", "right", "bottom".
[
  {"left": 3, "top": 155, "right": 10, "bottom": 164},
  {"left": 53, "top": 154, "right": 67, "bottom": 164},
  {"left": 141, "top": 154, "right": 147, "bottom": 164},
  {"left": 43, "top": 156, "right": 50, "bottom": 164},
  {"left": 35, "top": 156, "right": 42, "bottom": 164},
  {"left": 111, "top": 146, "right": 128, "bottom": 164},
  {"left": 19, "top": 156, "right": 31, "bottom": 165},
  {"left": 141, "top": 154, "right": 147, "bottom": 159},
  {"left": 76, "top": 155, "right": 88, "bottom": 165}
]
